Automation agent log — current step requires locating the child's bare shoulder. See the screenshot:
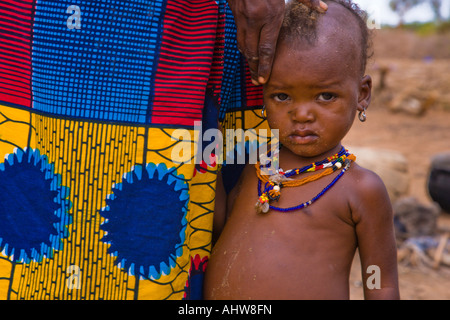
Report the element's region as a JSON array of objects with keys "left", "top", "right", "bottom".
[
  {"left": 345, "top": 163, "right": 393, "bottom": 223},
  {"left": 347, "top": 163, "right": 387, "bottom": 192}
]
